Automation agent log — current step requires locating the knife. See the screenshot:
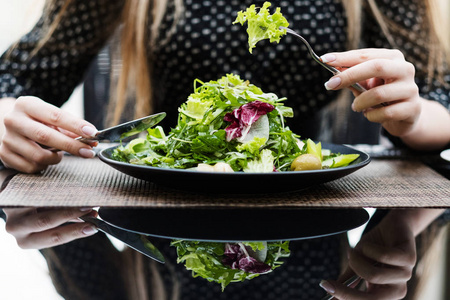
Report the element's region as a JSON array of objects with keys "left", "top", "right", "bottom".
[
  {"left": 78, "top": 112, "right": 166, "bottom": 143},
  {"left": 80, "top": 216, "right": 165, "bottom": 264},
  {"left": 42, "top": 112, "right": 166, "bottom": 152}
]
